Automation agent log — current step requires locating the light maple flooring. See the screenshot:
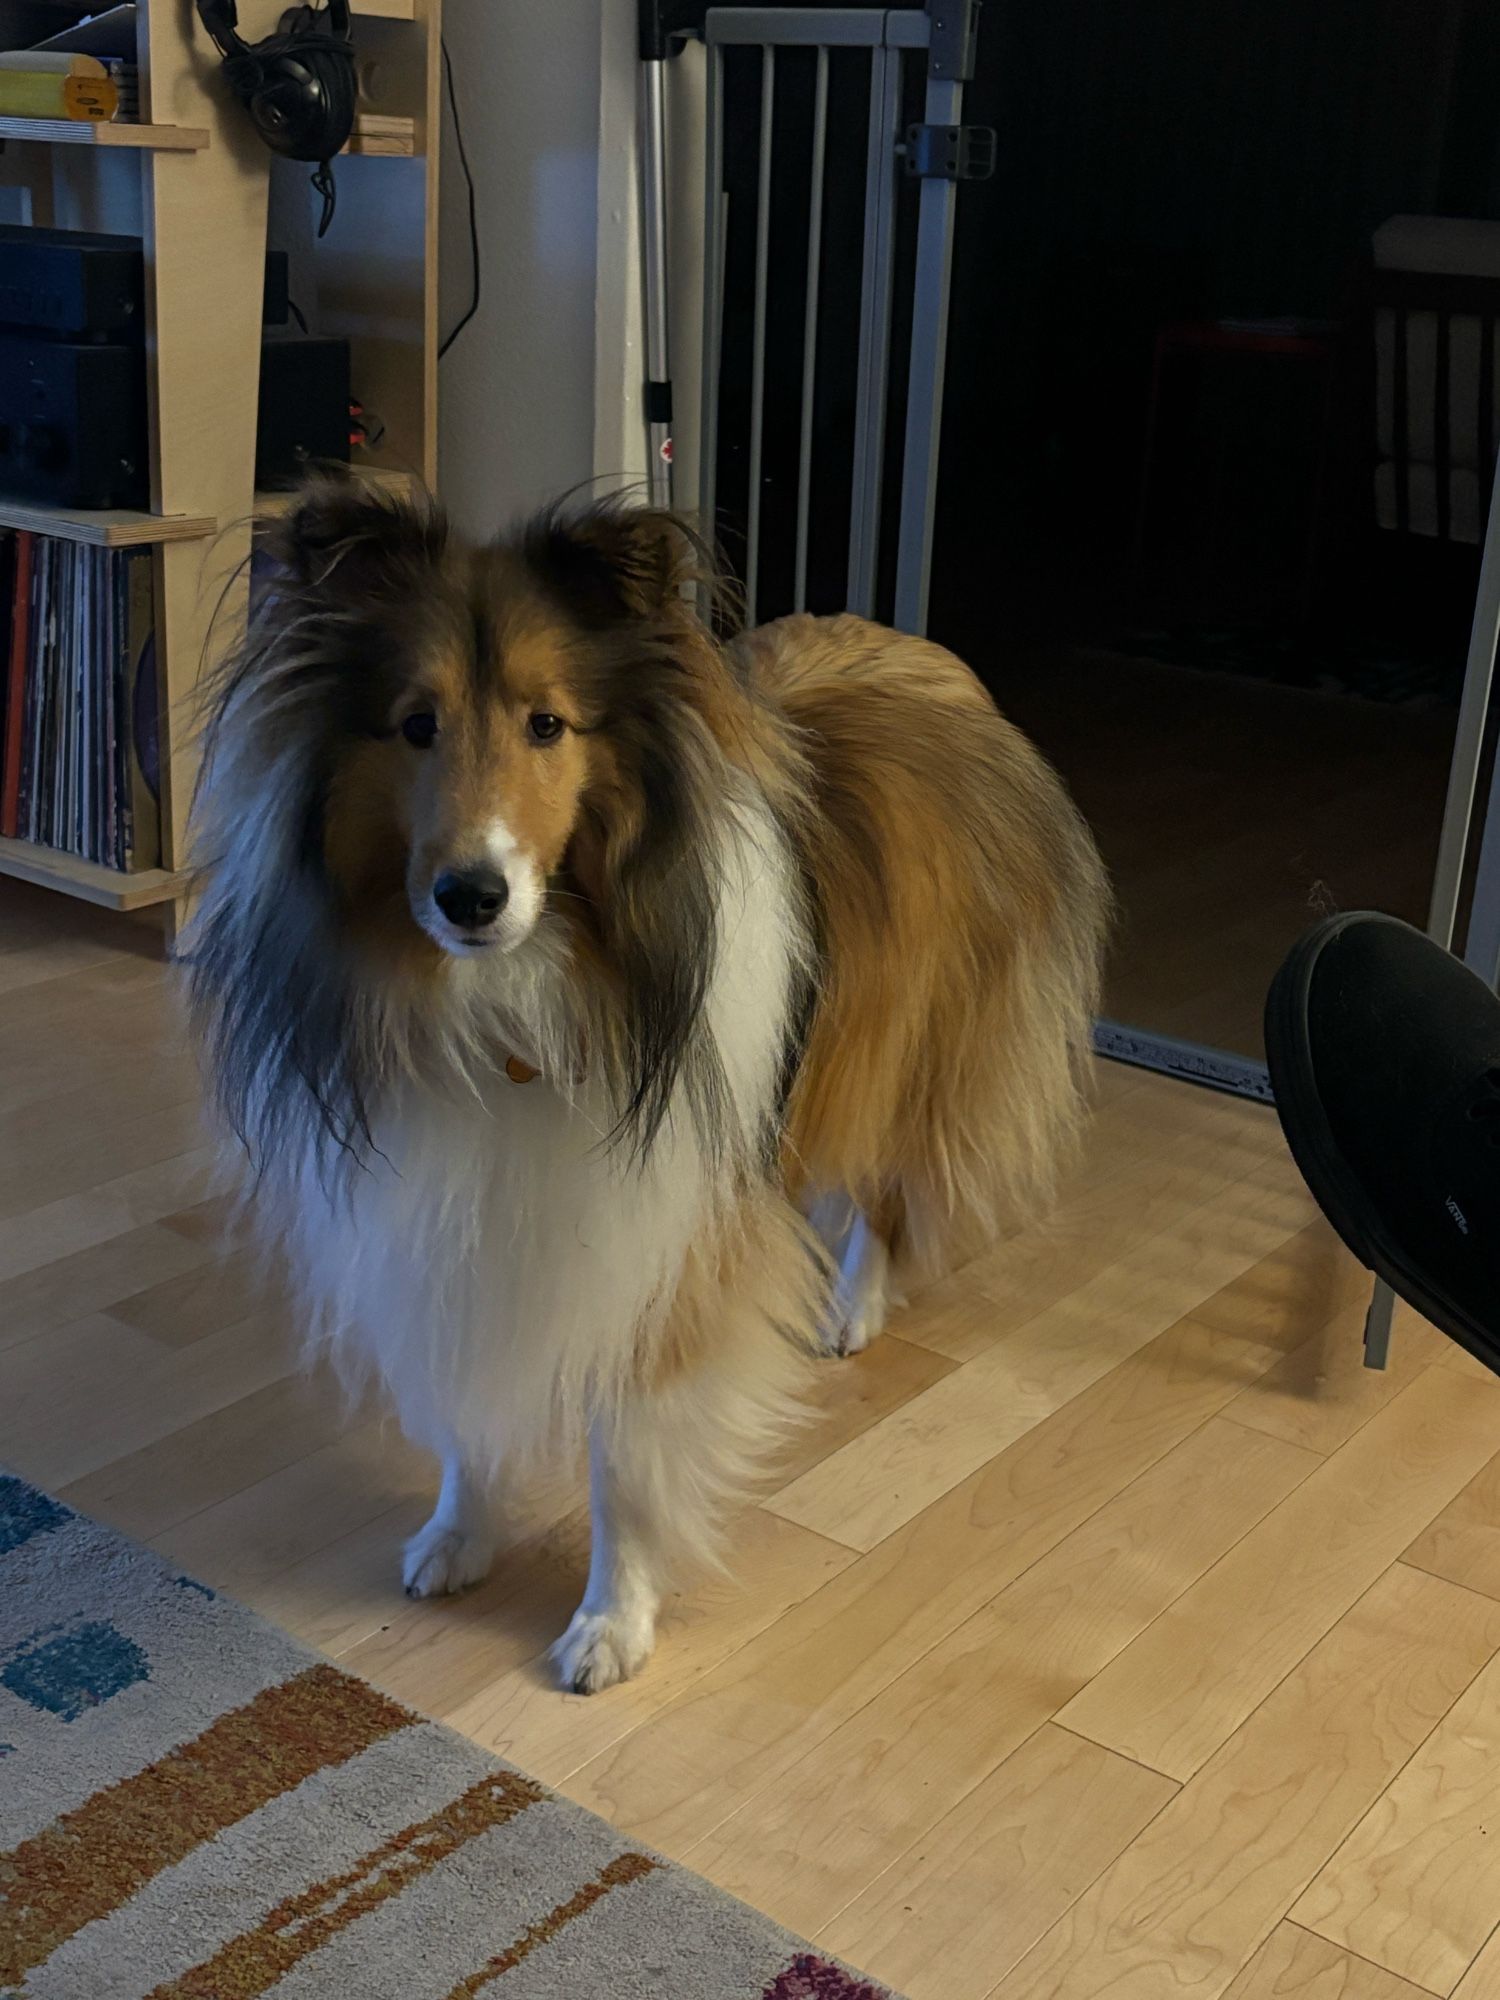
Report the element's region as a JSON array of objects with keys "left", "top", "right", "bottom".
[{"left": 10, "top": 874, "right": 1500, "bottom": 2000}]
